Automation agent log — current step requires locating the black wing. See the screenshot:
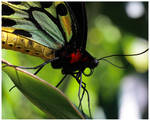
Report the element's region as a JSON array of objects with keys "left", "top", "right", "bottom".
[{"left": 67, "top": 2, "right": 87, "bottom": 50}]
